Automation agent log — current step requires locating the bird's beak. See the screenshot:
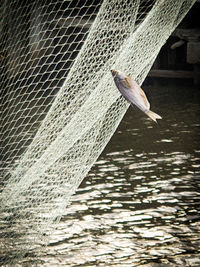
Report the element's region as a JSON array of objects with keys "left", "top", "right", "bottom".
[{"left": 111, "top": 69, "right": 118, "bottom": 77}]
